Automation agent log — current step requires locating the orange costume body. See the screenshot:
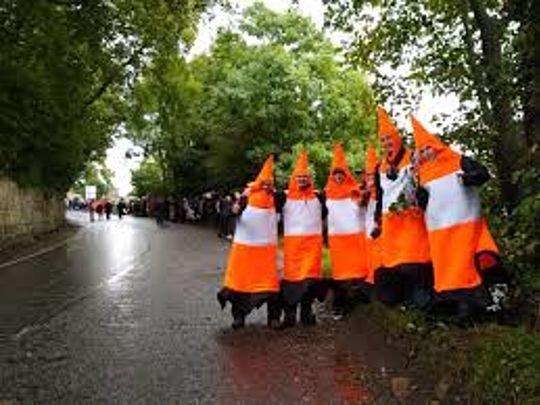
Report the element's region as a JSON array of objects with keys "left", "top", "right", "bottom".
[
  {"left": 217, "top": 156, "right": 281, "bottom": 324},
  {"left": 325, "top": 144, "right": 368, "bottom": 282},
  {"left": 281, "top": 151, "right": 325, "bottom": 305},
  {"left": 375, "top": 107, "right": 433, "bottom": 305},
  {"left": 411, "top": 117, "right": 500, "bottom": 305}
]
